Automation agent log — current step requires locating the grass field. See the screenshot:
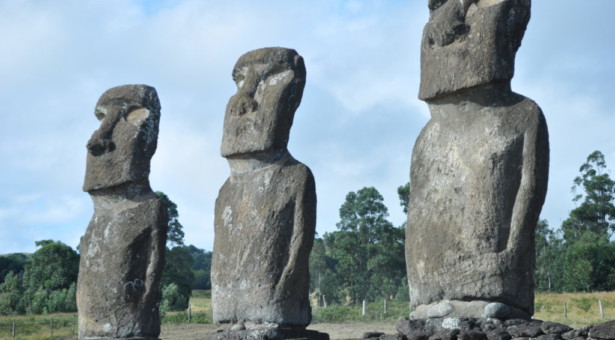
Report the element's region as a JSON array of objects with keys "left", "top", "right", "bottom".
[{"left": 2, "top": 290, "right": 615, "bottom": 339}]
